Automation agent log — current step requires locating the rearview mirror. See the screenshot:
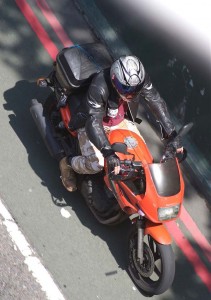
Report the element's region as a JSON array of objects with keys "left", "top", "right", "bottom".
[
  {"left": 178, "top": 122, "right": 193, "bottom": 137},
  {"left": 111, "top": 142, "right": 128, "bottom": 154}
]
